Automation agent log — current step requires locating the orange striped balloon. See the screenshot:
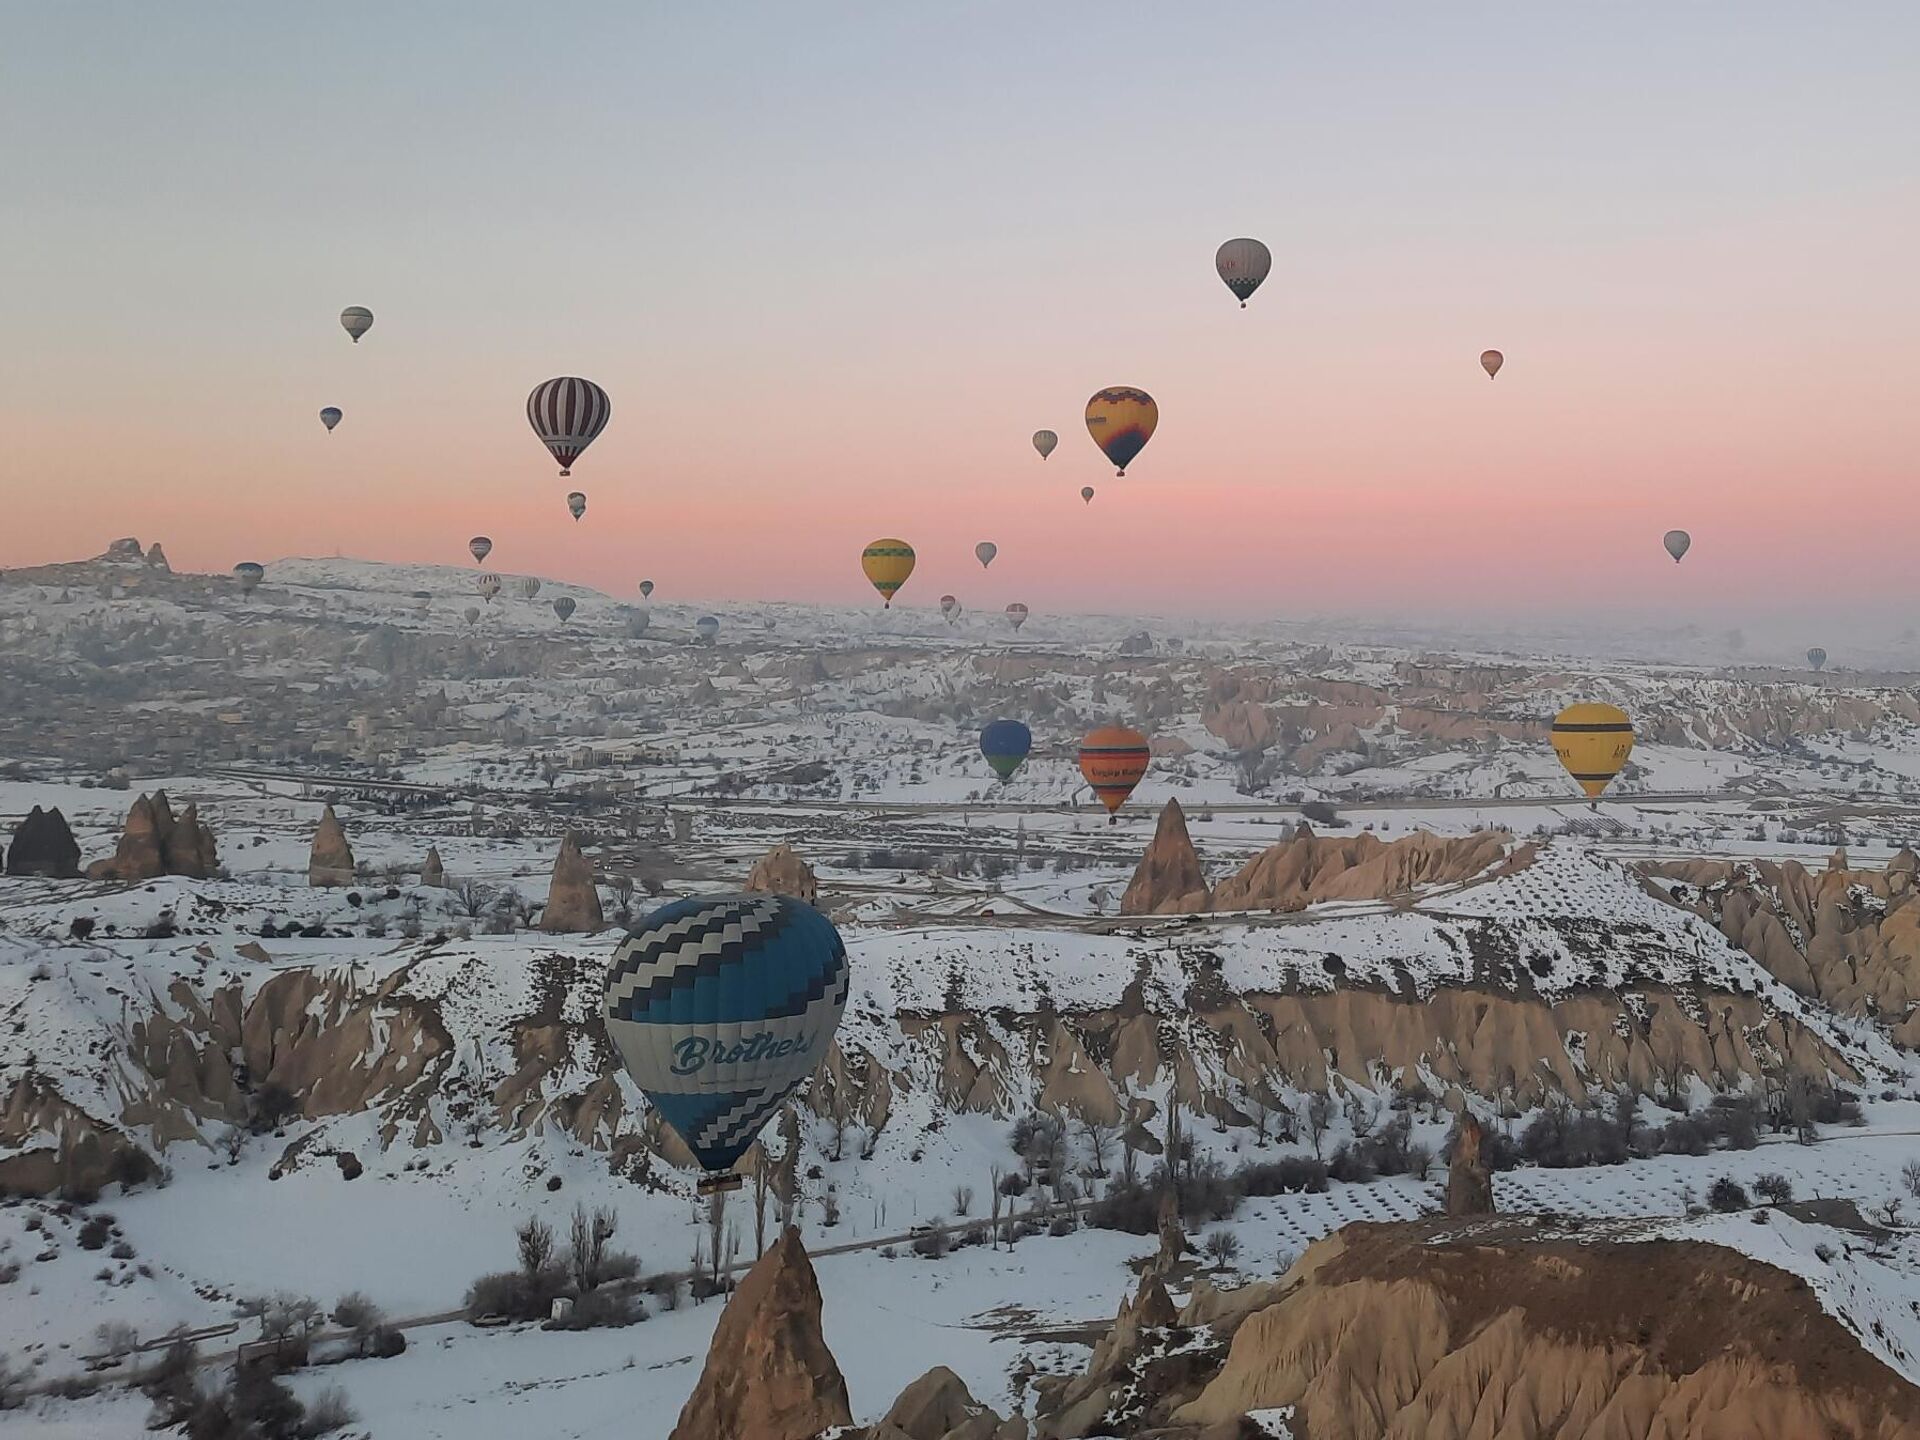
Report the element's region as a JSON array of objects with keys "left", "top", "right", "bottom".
[{"left": 1078, "top": 725, "right": 1150, "bottom": 823}]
